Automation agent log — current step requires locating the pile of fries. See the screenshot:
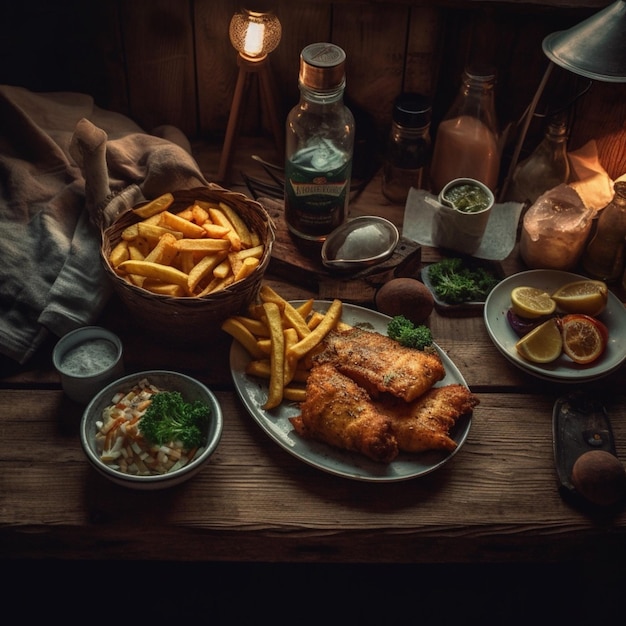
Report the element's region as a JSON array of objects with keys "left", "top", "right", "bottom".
[
  {"left": 222, "top": 286, "right": 349, "bottom": 409},
  {"left": 108, "top": 192, "right": 265, "bottom": 297}
]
